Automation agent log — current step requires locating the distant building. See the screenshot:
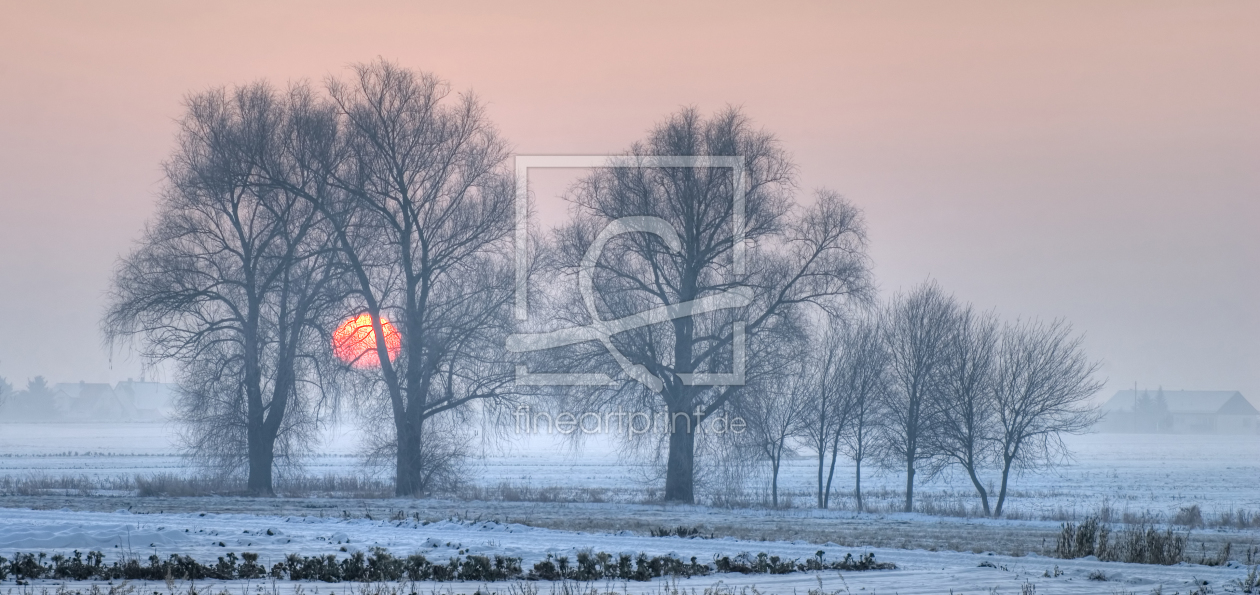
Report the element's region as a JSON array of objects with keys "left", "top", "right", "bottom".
[
  {"left": 0, "top": 379, "right": 181, "bottom": 423},
  {"left": 113, "top": 379, "right": 177, "bottom": 421},
  {"left": 52, "top": 382, "right": 130, "bottom": 421},
  {"left": 1098, "top": 389, "right": 1260, "bottom": 434},
  {"left": 40, "top": 378, "right": 177, "bottom": 421}
]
